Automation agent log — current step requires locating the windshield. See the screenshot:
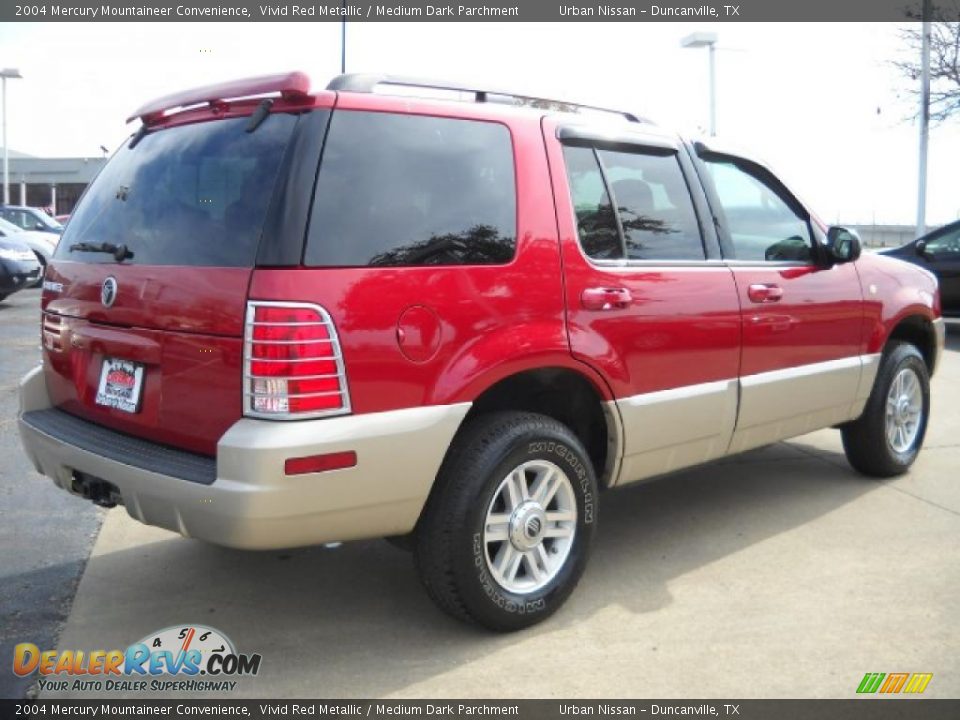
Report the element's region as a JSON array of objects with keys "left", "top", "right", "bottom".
[{"left": 56, "top": 113, "right": 298, "bottom": 266}]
